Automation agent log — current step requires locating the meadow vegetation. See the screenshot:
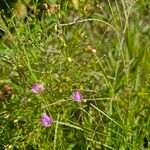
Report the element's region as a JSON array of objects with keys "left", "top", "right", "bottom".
[{"left": 0, "top": 0, "right": 149, "bottom": 149}]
